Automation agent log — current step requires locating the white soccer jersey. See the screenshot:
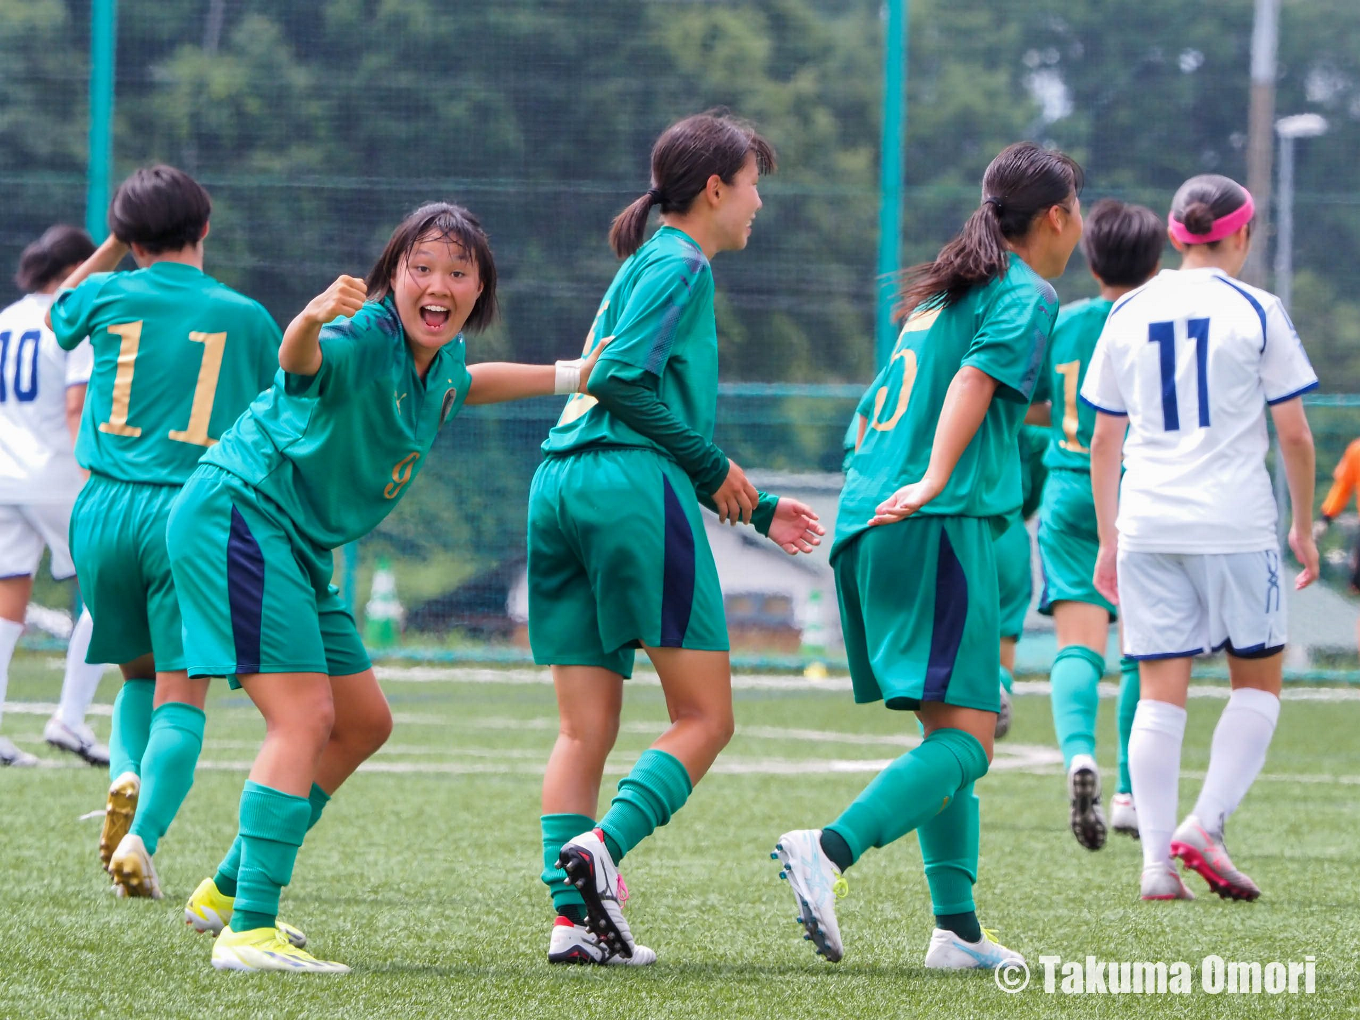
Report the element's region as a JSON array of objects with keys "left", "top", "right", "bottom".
[
  {"left": 0, "top": 293, "right": 91, "bottom": 504},
  {"left": 1080, "top": 267, "right": 1317, "bottom": 554}
]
